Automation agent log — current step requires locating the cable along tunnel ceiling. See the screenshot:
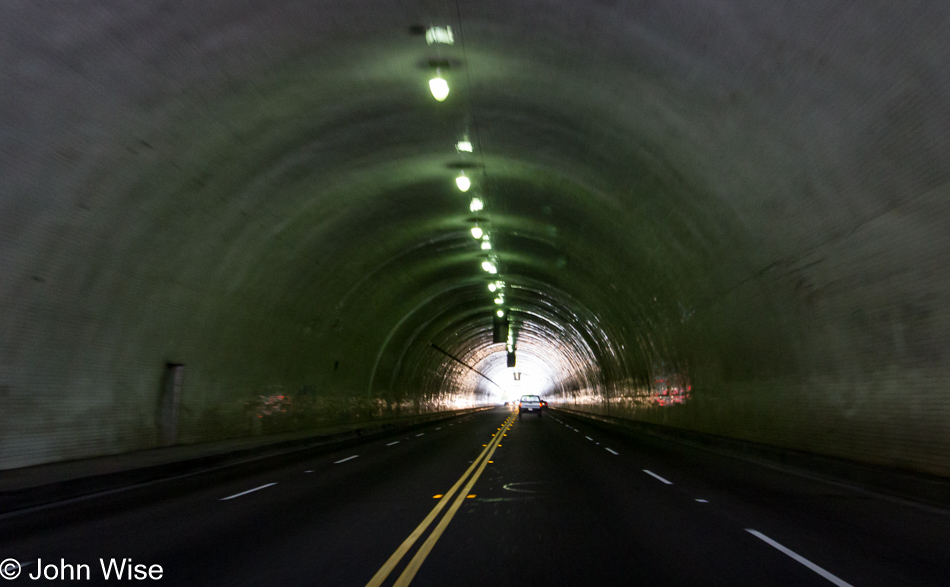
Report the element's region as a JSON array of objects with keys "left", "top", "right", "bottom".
[{"left": 1, "top": 1, "right": 950, "bottom": 477}]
